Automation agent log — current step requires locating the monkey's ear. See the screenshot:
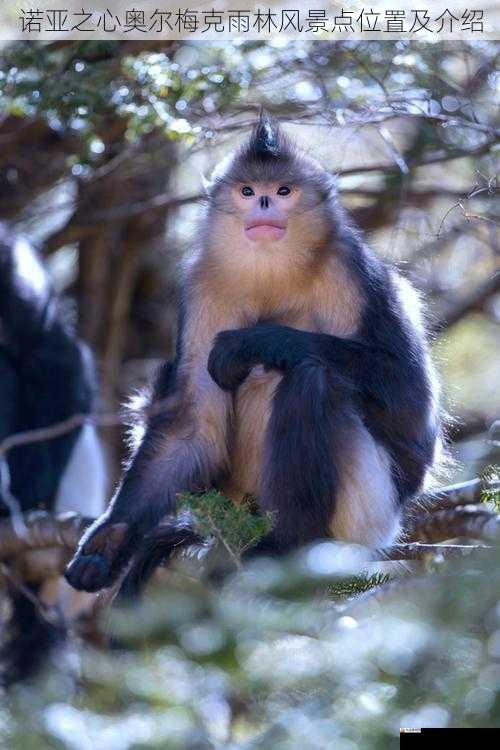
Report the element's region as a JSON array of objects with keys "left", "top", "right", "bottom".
[{"left": 247, "top": 109, "right": 291, "bottom": 162}]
